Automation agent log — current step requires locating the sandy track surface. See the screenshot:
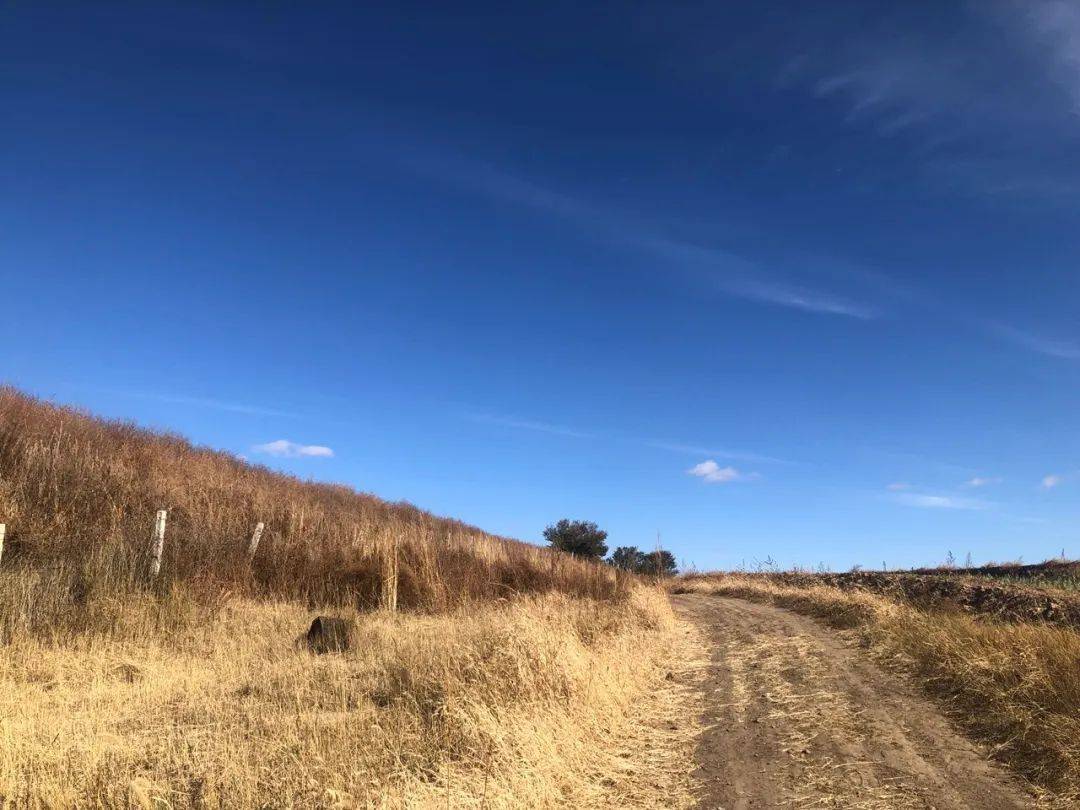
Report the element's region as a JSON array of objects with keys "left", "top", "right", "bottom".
[{"left": 671, "top": 593, "right": 1036, "bottom": 809}]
